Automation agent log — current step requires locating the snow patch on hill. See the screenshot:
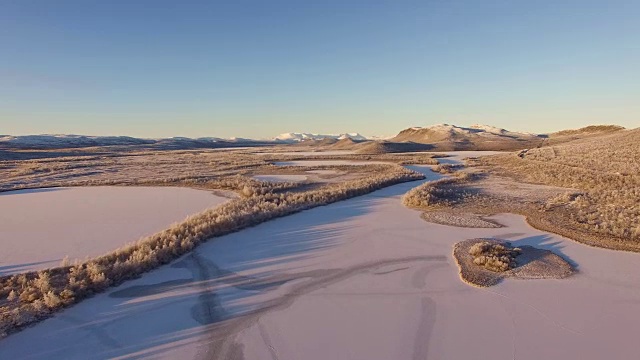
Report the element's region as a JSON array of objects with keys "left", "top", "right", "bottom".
[
  {"left": 275, "top": 132, "right": 368, "bottom": 142},
  {"left": 469, "top": 124, "right": 508, "bottom": 134},
  {"left": 401, "top": 123, "right": 535, "bottom": 137}
]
